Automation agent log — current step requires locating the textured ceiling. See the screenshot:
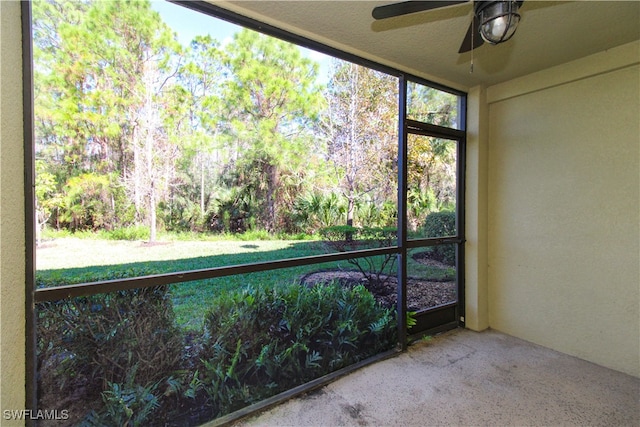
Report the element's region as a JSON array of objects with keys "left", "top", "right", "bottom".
[{"left": 216, "top": 1, "right": 640, "bottom": 90}]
